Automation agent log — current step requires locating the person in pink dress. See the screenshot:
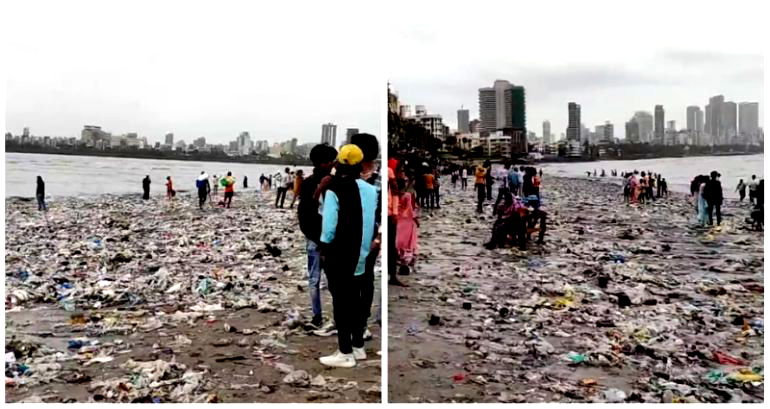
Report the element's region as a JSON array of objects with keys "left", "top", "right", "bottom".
[{"left": 396, "top": 177, "right": 419, "bottom": 276}]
